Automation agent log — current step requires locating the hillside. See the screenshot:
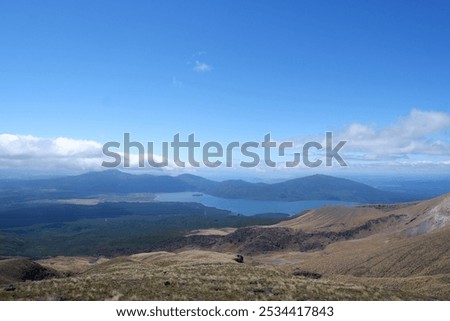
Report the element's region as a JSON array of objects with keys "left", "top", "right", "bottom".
[
  {"left": 0, "top": 250, "right": 430, "bottom": 301},
  {"left": 284, "top": 194, "right": 450, "bottom": 278},
  {"left": 0, "top": 258, "right": 59, "bottom": 285},
  {"left": 178, "top": 174, "right": 412, "bottom": 203},
  {"left": 140, "top": 193, "right": 450, "bottom": 299},
  {"left": 2, "top": 193, "right": 449, "bottom": 300},
  {"left": 0, "top": 170, "right": 413, "bottom": 203}
]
